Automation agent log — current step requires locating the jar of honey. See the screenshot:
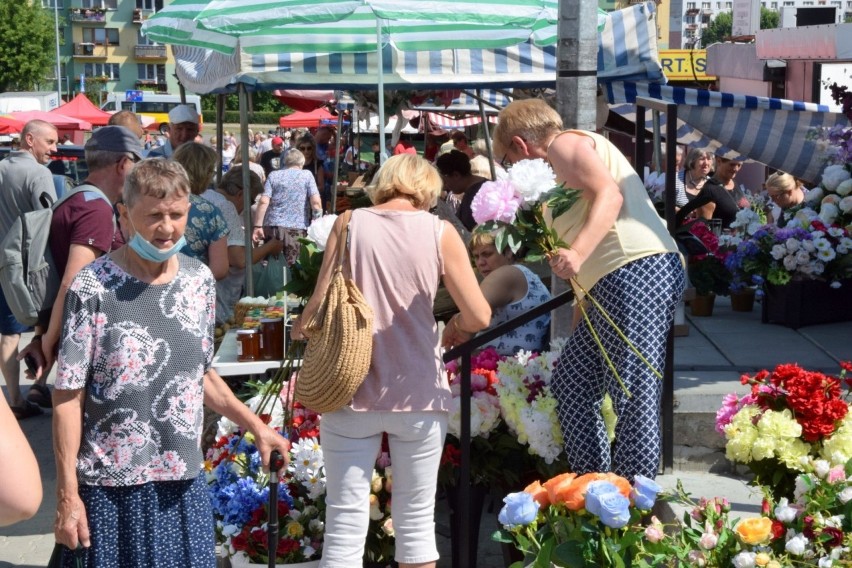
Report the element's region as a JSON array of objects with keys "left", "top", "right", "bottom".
[
  {"left": 236, "top": 329, "right": 260, "bottom": 362},
  {"left": 260, "top": 317, "right": 284, "bottom": 360}
]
